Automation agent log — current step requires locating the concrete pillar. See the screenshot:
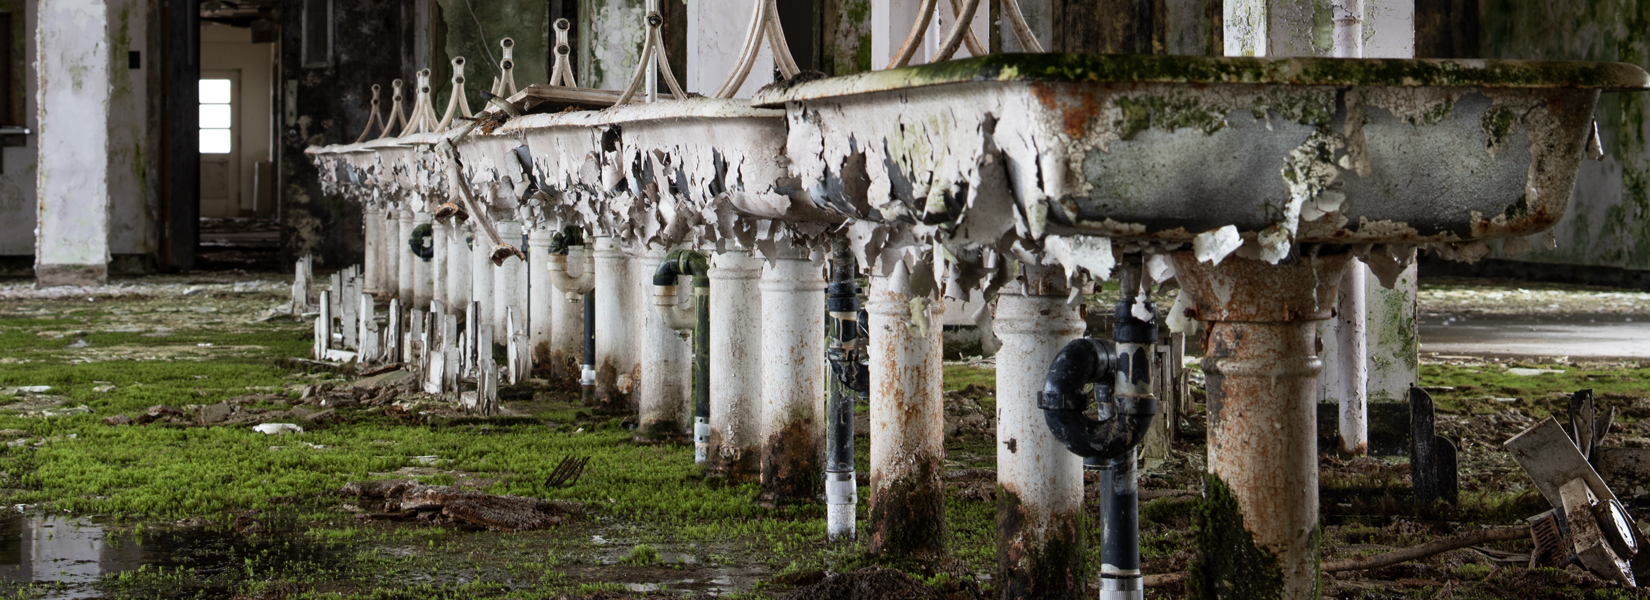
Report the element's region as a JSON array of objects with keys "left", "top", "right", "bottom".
[
  {"left": 593, "top": 236, "right": 637, "bottom": 409},
  {"left": 446, "top": 222, "right": 470, "bottom": 313},
  {"left": 866, "top": 261, "right": 946, "bottom": 556},
  {"left": 363, "top": 205, "right": 383, "bottom": 295},
  {"left": 35, "top": 0, "right": 111, "bottom": 287},
  {"left": 413, "top": 211, "right": 434, "bottom": 309},
  {"left": 398, "top": 206, "right": 415, "bottom": 305},
  {"left": 494, "top": 220, "right": 528, "bottom": 348},
  {"left": 638, "top": 245, "right": 690, "bottom": 437},
  {"left": 758, "top": 246, "right": 826, "bottom": 501},
  {"left": 471, "top": 223, "right": 495, "bottom": 345},
  {"left": 993, "top": 266, "right": 1086, "bottom": 599},
  {"left": 709, "top": 248, "right": 764, "bottom": 480},
  {"left": 1174, "top": 252, "right": 1350, "bottom": 599}
]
